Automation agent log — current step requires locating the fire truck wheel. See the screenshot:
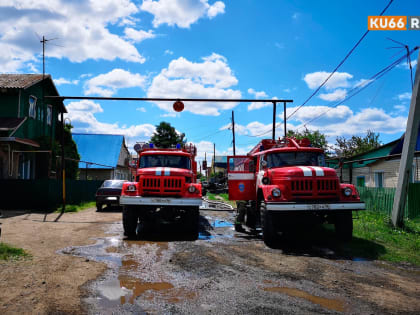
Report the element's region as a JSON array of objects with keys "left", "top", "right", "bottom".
[
  {"left": 123, "top": 206, "right": 138, "bottom": 238},
  {"left": 186, "top": 207, "right": 199, "bottom": 235},
  {"left": 334, "top": 211, "right": 353, "bottom": 242},
  {"left": 96, "top": 203, "right": 103, "bottom": 212},
  {"left": 260, "top": 201, "right": 276, "bottom": 247}
]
